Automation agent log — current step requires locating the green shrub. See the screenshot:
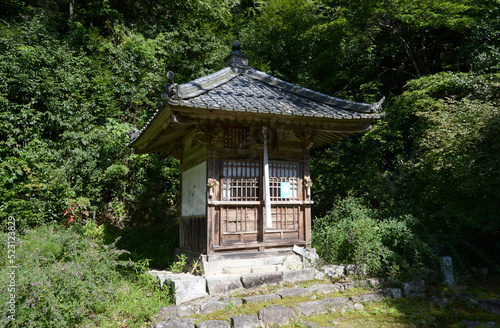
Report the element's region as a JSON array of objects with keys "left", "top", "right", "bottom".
[
  {"left": 0, "top": 223, "right": 172, "bottom": 328},
  {"left": 312, "top": 197, "right": 437, "bottom": 280},
  {"left": 0, "top": 224, "right": 122, "bottom": 327},
  {"left": 312, "top": 197, "right": 389, "bottom": 276},
  {"left": 378, "top": 216, "right": 438, "bottom": 281},
  {"left": 170, "top": 254, "right": 188, "bottom": 273},
  {"left": 111, "top": 219, "right": 179, "bottom": 269}
]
